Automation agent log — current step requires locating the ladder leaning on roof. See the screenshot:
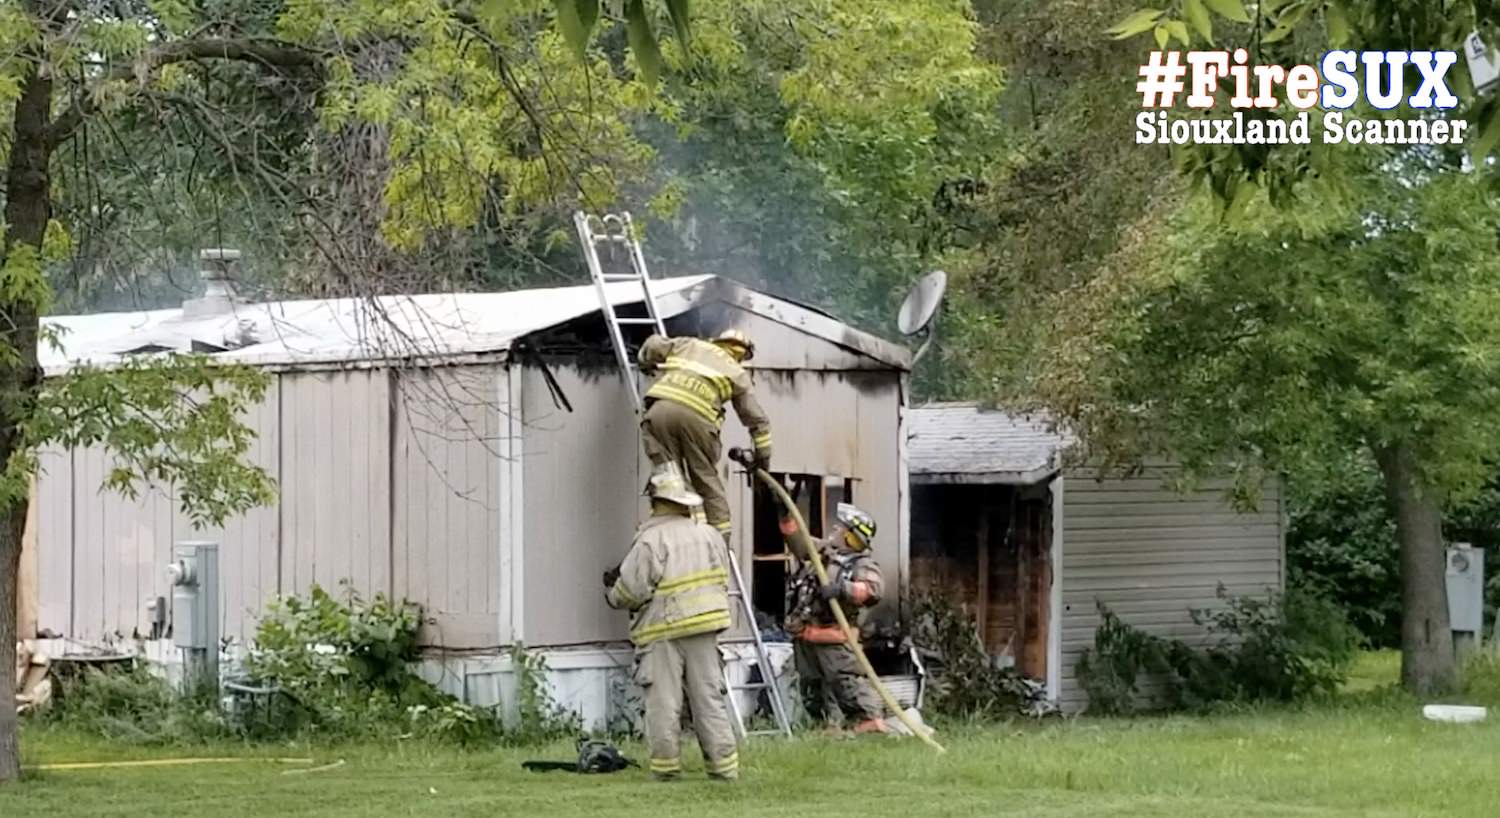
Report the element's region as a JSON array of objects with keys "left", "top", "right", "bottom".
[
  {"left": 574, "top": 209, "right": 793, "bottom": 740},
  {"left": 572, "top": 210, "right": 665, "bottom": 414}
]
